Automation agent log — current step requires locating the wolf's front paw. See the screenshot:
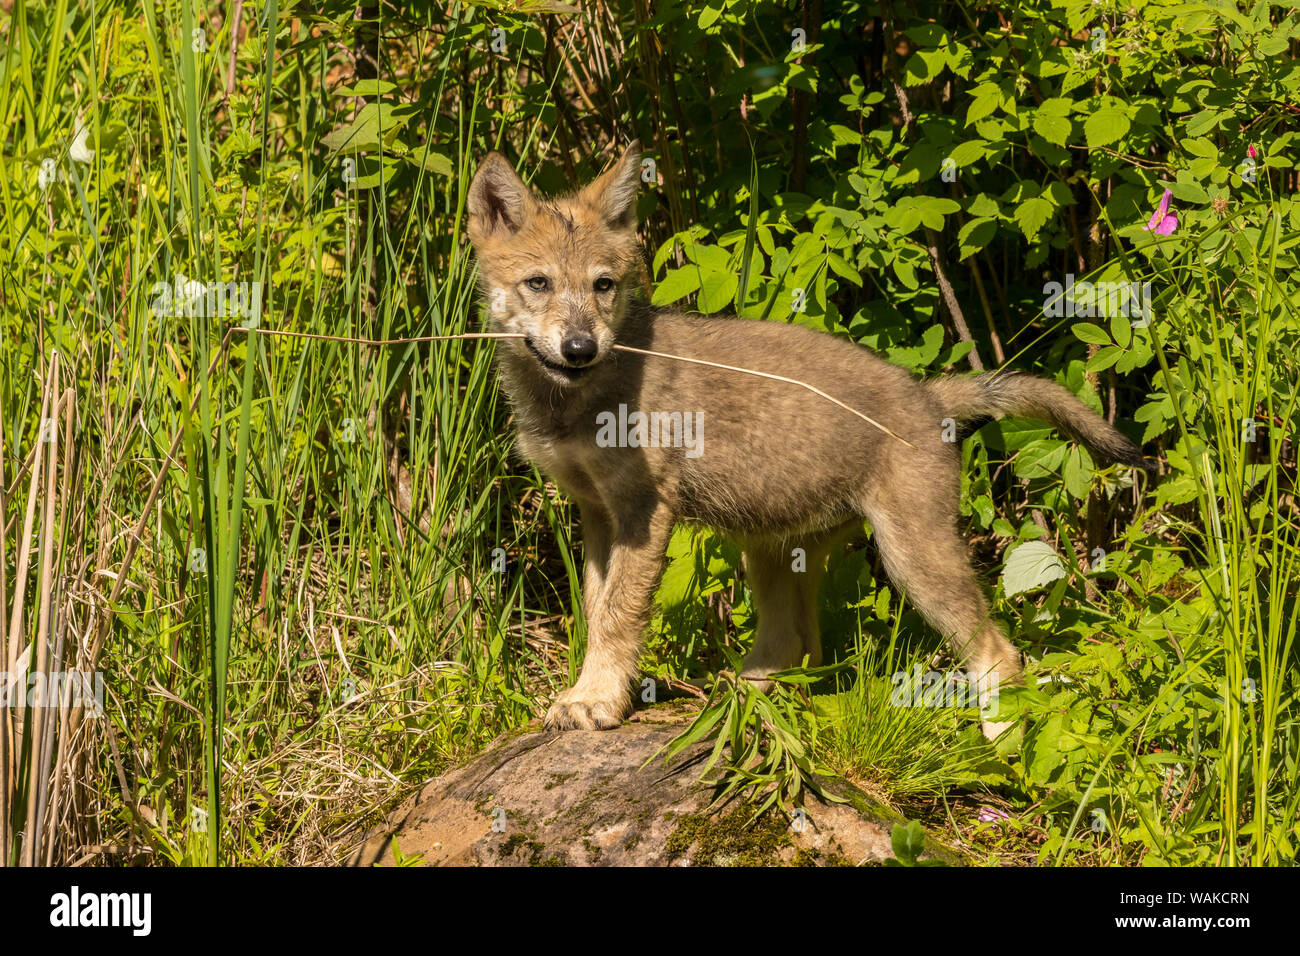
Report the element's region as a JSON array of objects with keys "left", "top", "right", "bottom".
[
  {"left": 735, "top": 665, "right": 776, "bottom": 695},
  {"left": 543, "top": 685, "right": 630, "bottom": 731}
]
